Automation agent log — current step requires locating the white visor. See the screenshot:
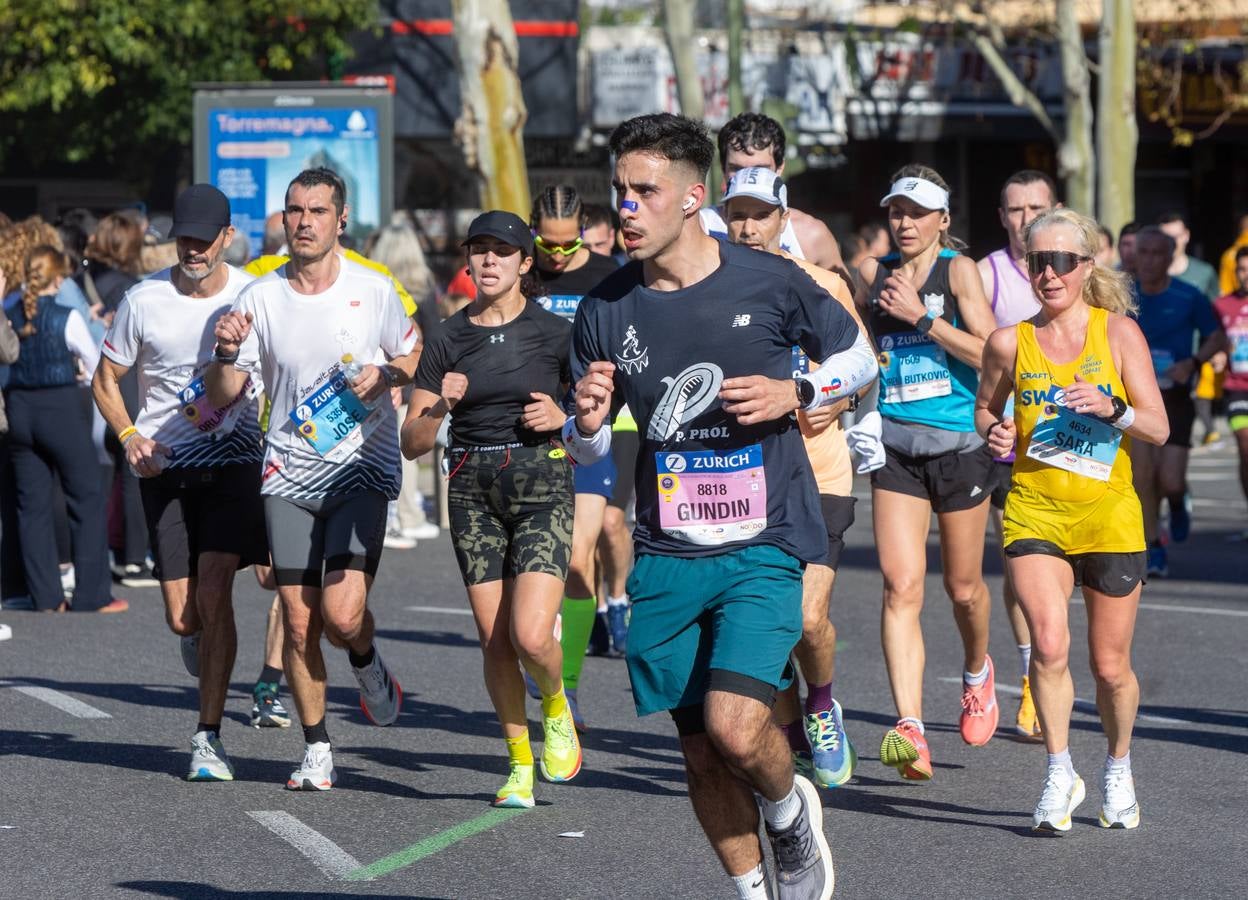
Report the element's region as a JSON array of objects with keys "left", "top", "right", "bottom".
[
  {"left": 879, "top": 177, "right": 949, "bottom": 212},
  {"left": 723, "top": 166, "right": 788, "bottom": 210}
]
